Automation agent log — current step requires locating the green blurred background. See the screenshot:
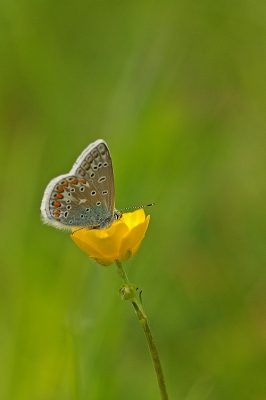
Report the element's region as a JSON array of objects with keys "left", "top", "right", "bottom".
[{"left": 1, "top": 1, "right": 266, "bottom": 399}]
